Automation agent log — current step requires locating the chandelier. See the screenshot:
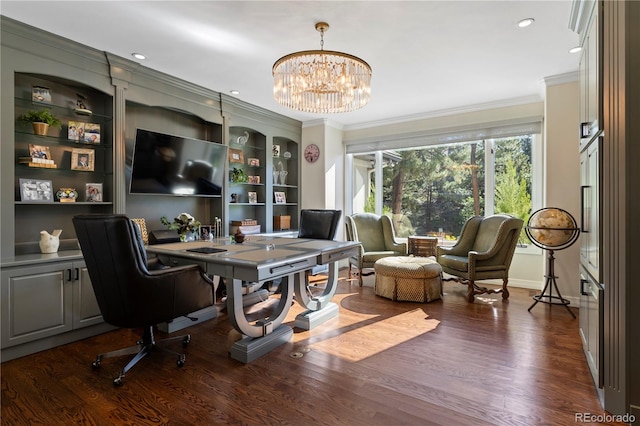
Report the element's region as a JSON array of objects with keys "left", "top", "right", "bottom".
[{"left": 272, "top": 22, "right": 372, "bottom": 114}]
